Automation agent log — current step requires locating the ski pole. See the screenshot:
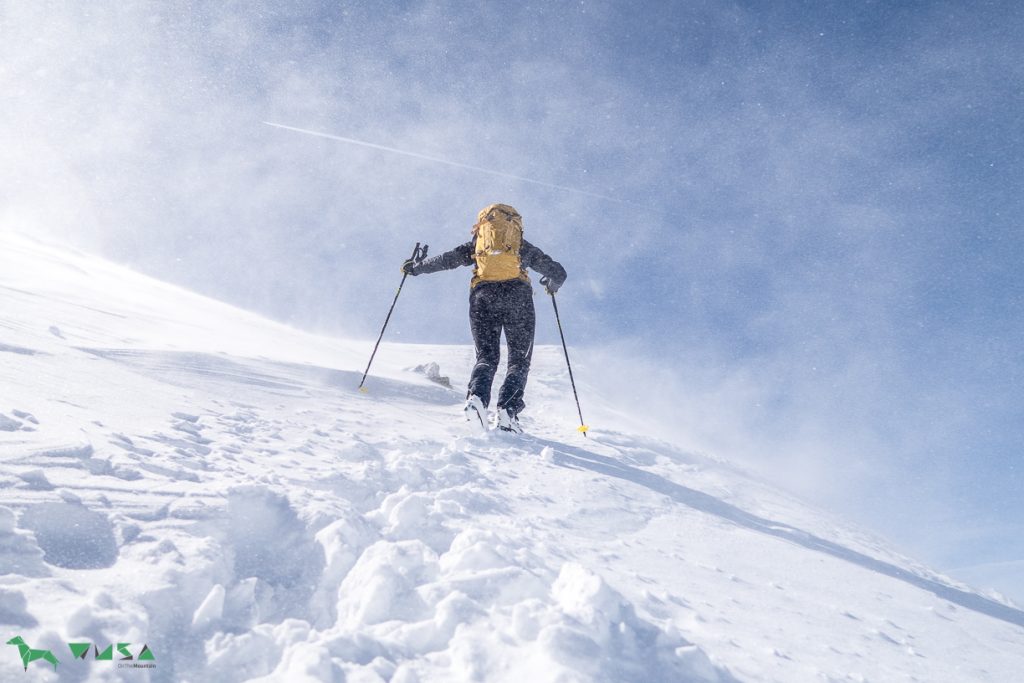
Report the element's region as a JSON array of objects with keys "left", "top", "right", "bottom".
[
  {"left": 358, "top": 242, "right": 426, "bottom": 391},
  {"left": 549, "top": 292, "right": 589, "bottom": 436}
]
